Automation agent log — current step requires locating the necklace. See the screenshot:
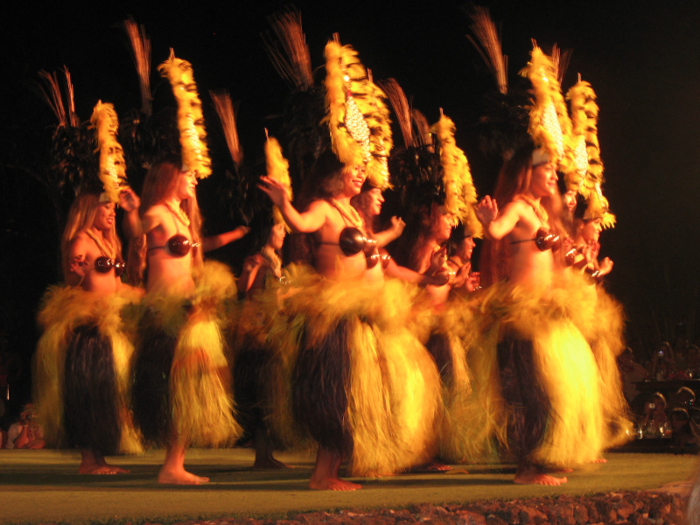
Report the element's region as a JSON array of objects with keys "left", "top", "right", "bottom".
[
  {"left": 165, "top": 201, "right": 191, "bottom": 227},
  {"left": 518, "top": 194, "right": 549, "bottom": 226},
  {"left": 330, "top": 199, "right": 364, "bottom": 230},
  {"left": 86, "top": 229, "right": 117, "bottom": 259}
]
